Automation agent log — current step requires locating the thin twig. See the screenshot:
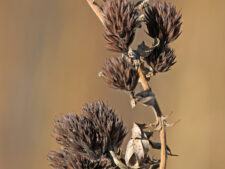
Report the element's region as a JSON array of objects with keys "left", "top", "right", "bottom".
[
  {"left": 86, "top": 0, "right": 105, "bottom": 25},
  {"left": 138, "top": 65, "right": 167, "bottom": 169}
]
